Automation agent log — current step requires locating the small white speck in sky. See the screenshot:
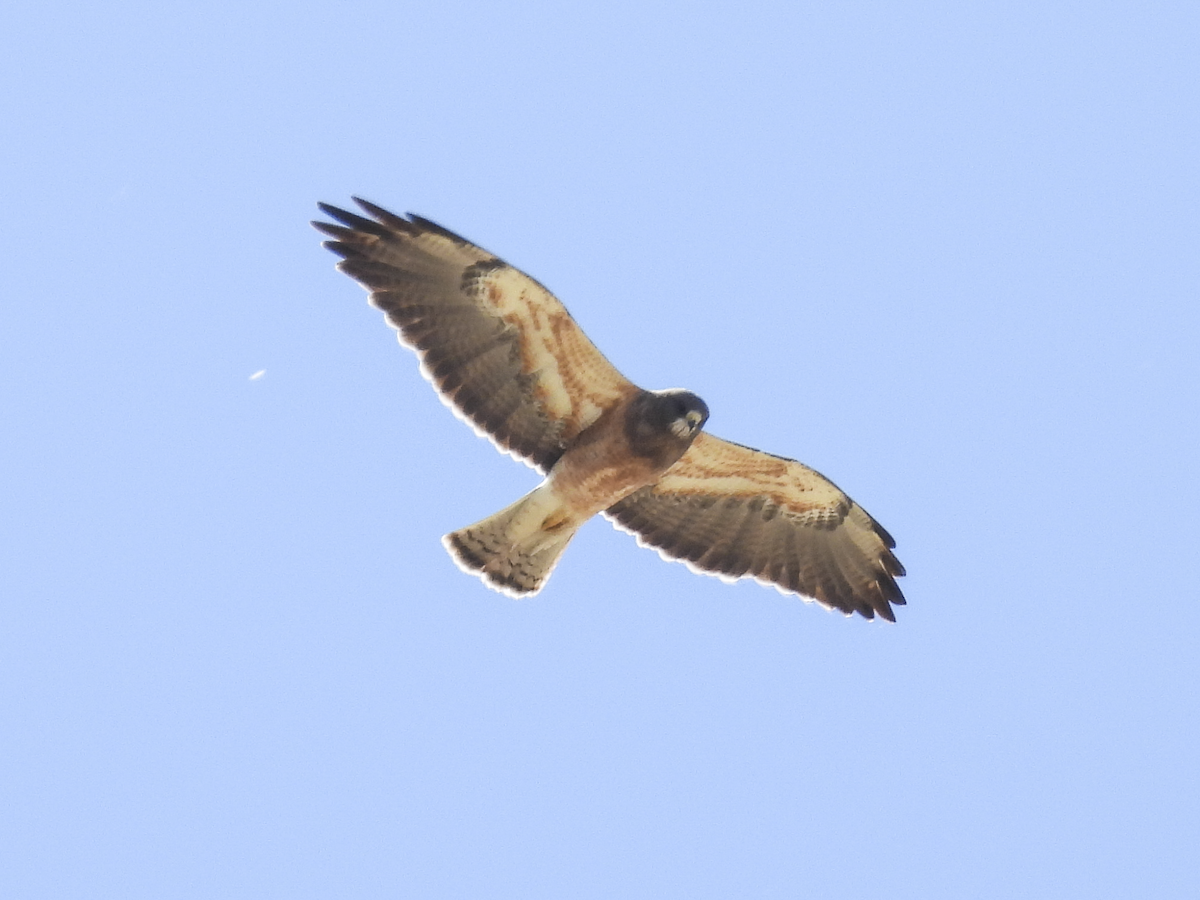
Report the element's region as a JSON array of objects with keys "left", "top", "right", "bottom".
[{"left": 249, "top": 370, "right": 266, "bottom": 381}]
